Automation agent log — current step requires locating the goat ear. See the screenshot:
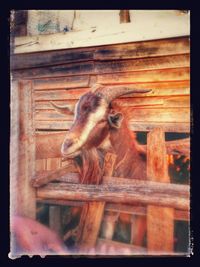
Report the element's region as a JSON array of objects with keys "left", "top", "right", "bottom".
[
  {"left": 50, "top": 101, "right": 74, "bottom": 115},
  {"left": 108, "top": 112, "right": 124, "bottom": 128}
]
